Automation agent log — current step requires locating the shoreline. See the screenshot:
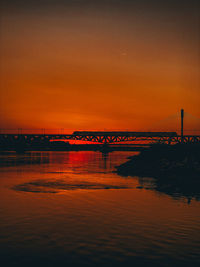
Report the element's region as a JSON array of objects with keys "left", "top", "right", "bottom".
[{"left": 116, "top": 144, "right": 200, "bottom": 201}]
